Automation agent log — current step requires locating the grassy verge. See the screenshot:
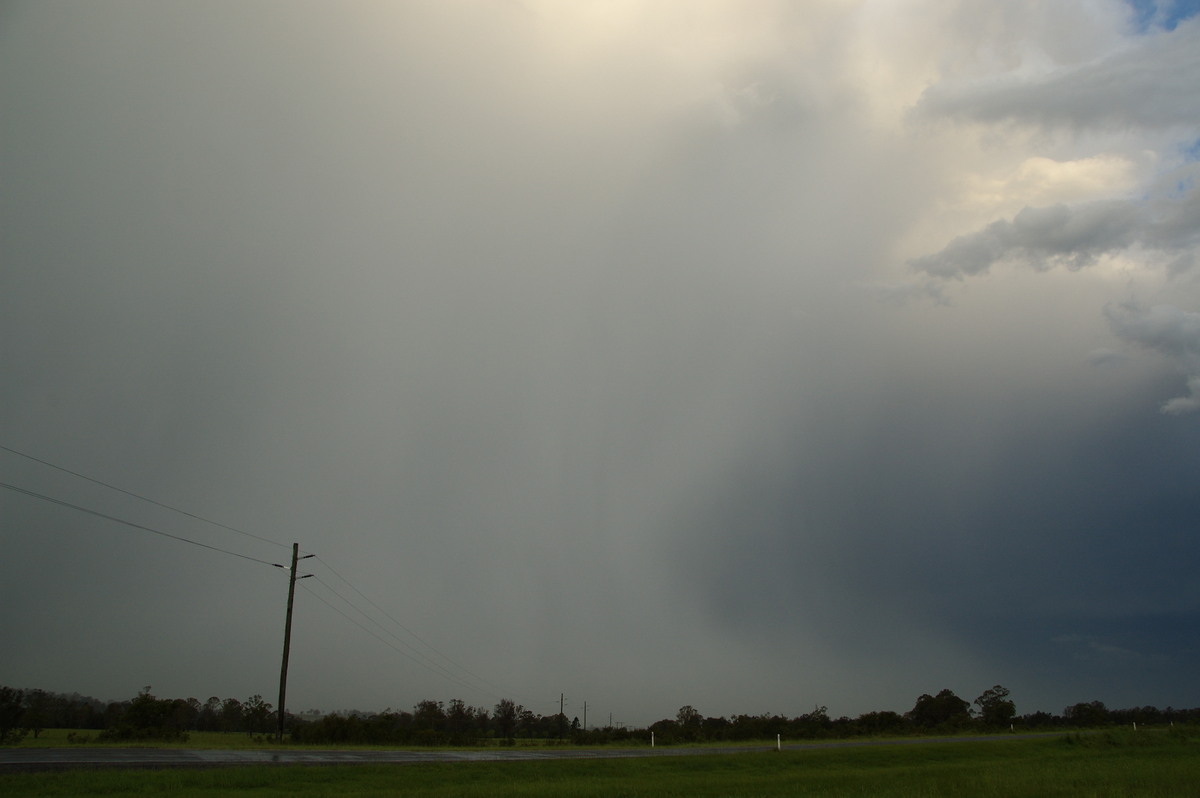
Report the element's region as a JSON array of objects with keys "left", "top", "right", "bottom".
[{"left": 4, "top": 734, "right": 1199, "bottom": 797}]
